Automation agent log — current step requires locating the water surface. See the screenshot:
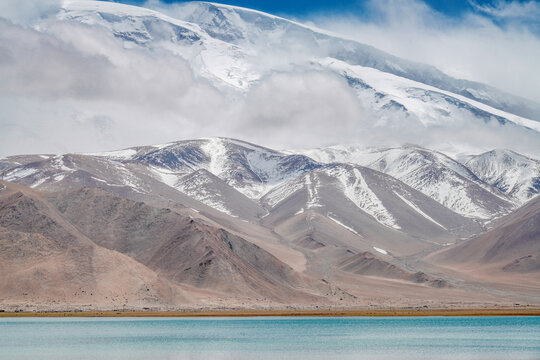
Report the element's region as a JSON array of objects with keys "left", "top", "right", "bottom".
[{"left": 1, "top": 316, "right": 539, "bottom": 359}]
